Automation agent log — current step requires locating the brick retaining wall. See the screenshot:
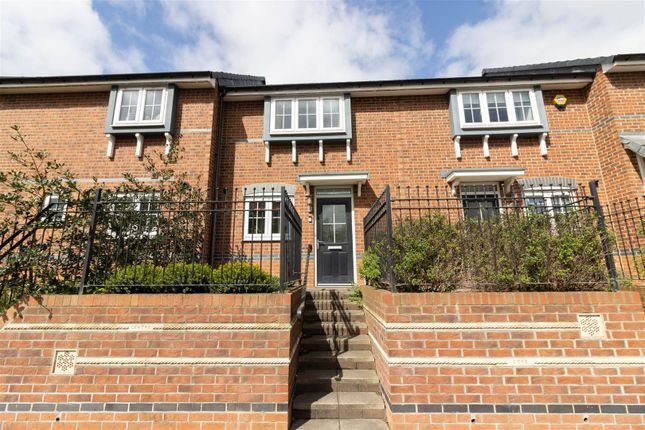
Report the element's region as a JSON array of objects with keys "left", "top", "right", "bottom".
[
  {"left": 0, "top": 291, "right": 302, "bottom": 429},
  {"left": 361, "top": 287, "right": 645, "bottom": 430}
]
